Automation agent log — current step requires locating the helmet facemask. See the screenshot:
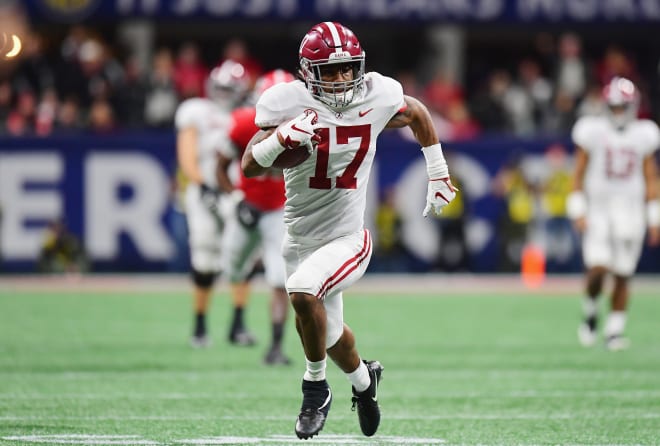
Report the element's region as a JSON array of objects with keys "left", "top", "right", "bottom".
[{"left": 301, "top": 58, "right": 365, "bottom": 111}]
